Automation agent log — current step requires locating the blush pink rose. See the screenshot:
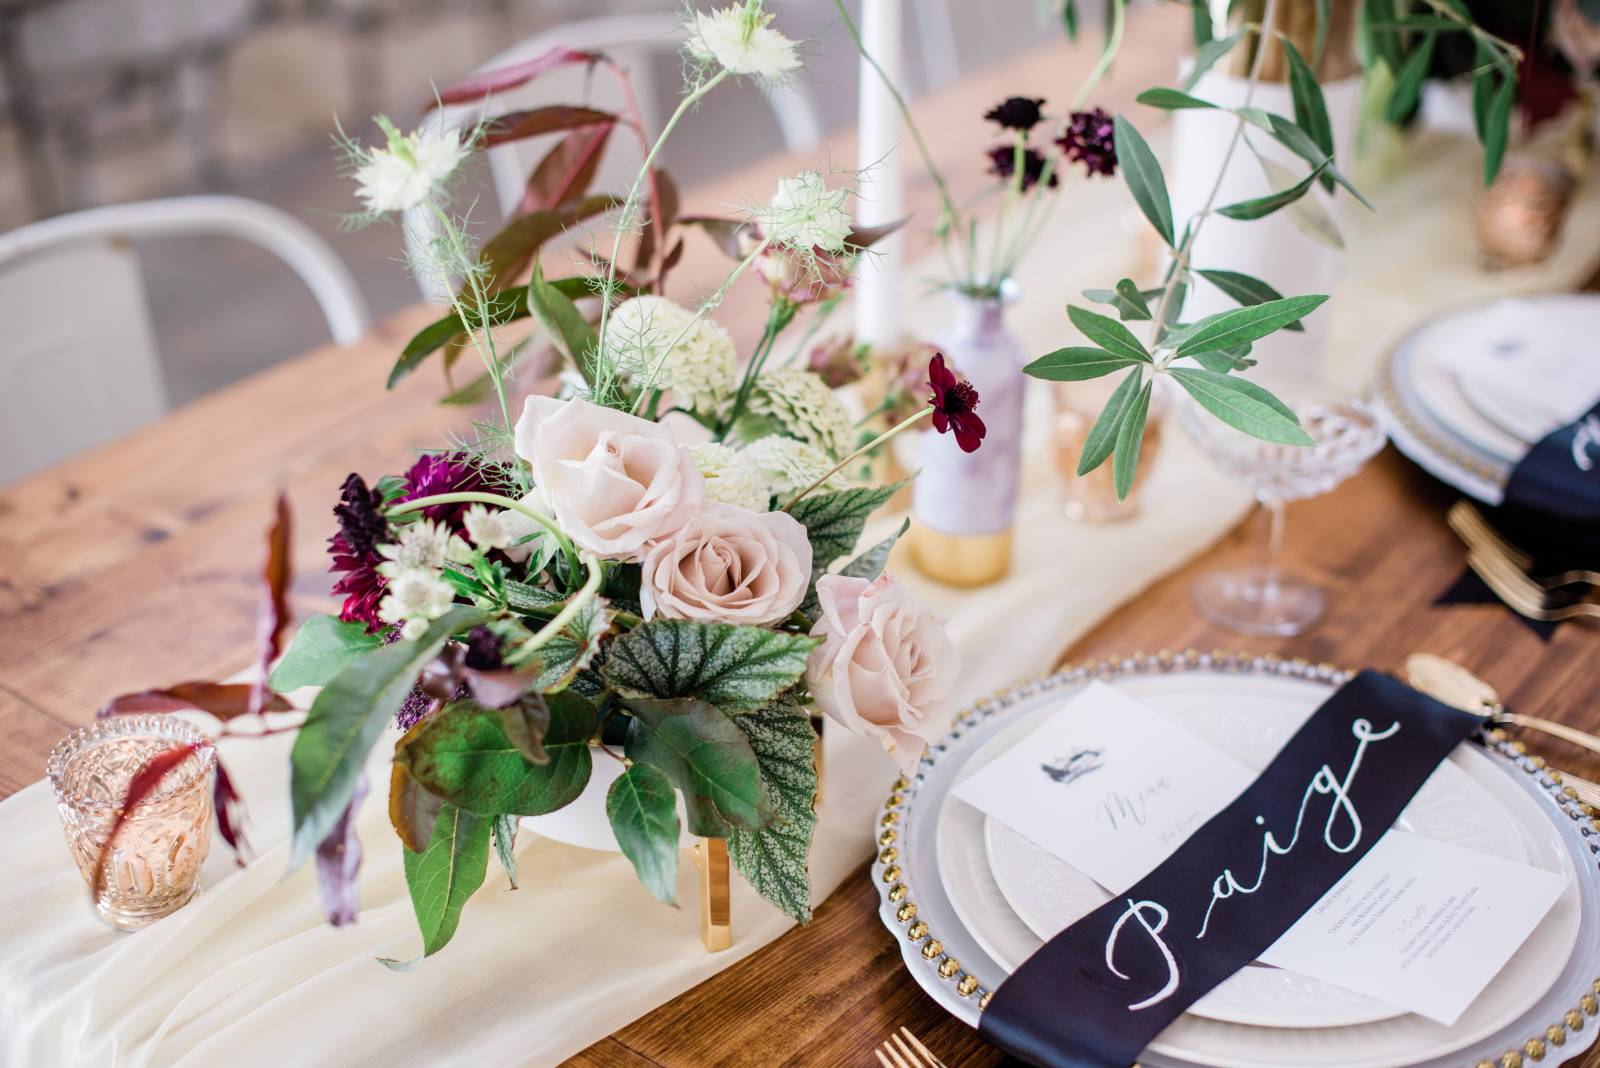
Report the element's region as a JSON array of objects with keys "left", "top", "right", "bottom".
[
  {"left": 514, "top": 395, "right": 705, "bottom": 559},
  {"left": 639, "top": 504, "right": 813, "bottom": 625},
  {"left": 805, "top": 573, "right": 959, "bottom": 771}
]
